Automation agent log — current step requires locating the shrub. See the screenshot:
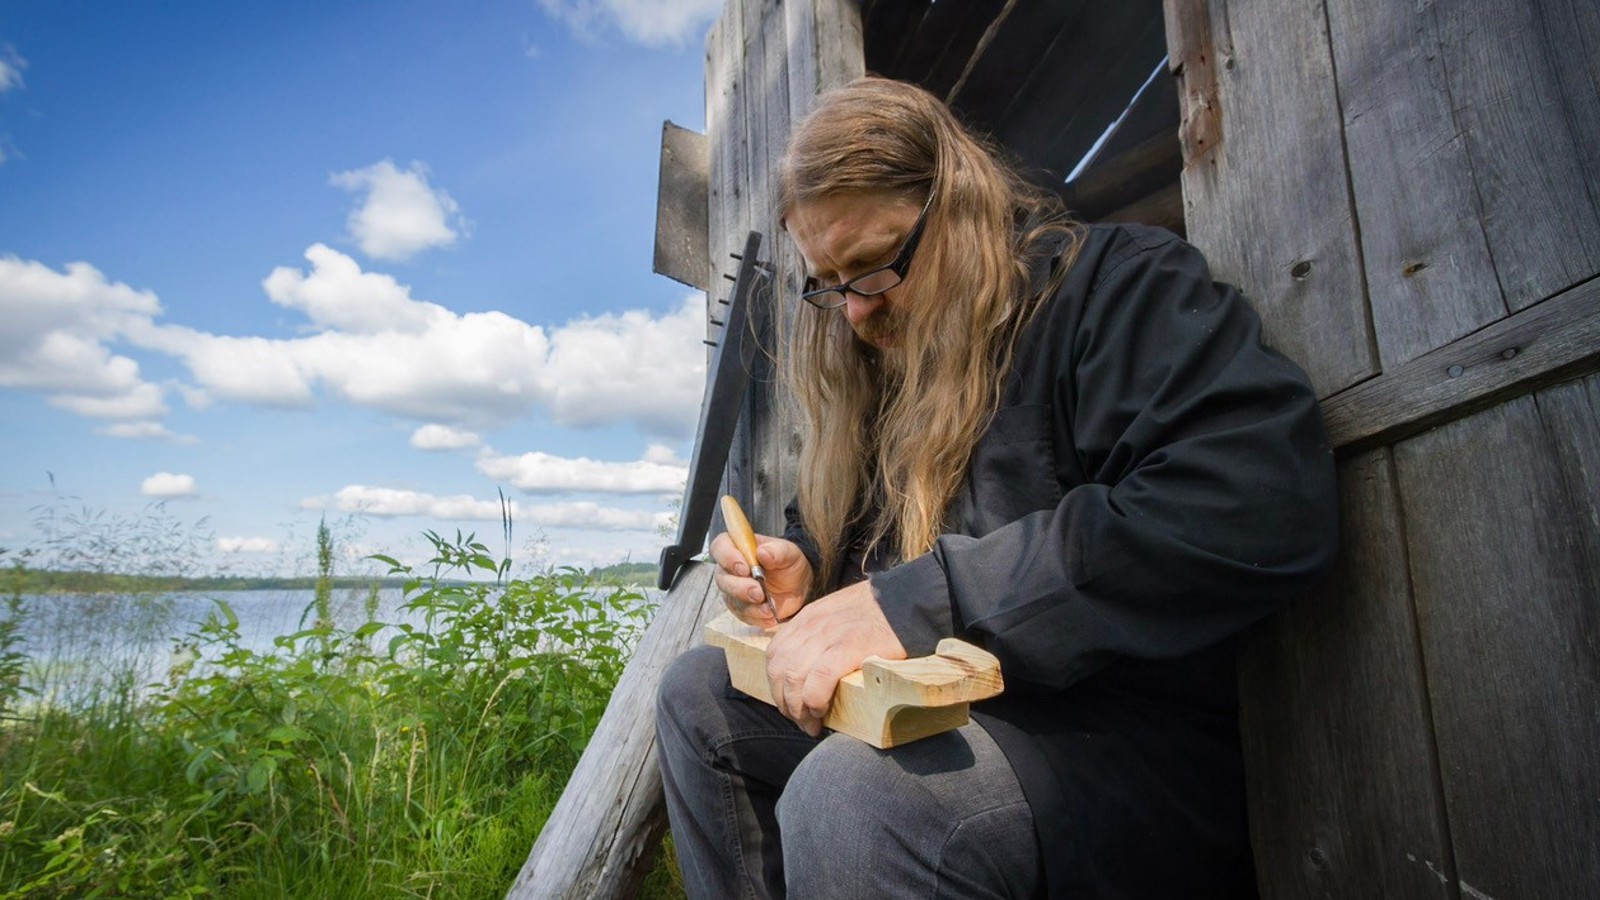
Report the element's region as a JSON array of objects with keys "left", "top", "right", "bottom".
[{"left": 0, "top": 531, "right": 665, "bottom": 898}]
